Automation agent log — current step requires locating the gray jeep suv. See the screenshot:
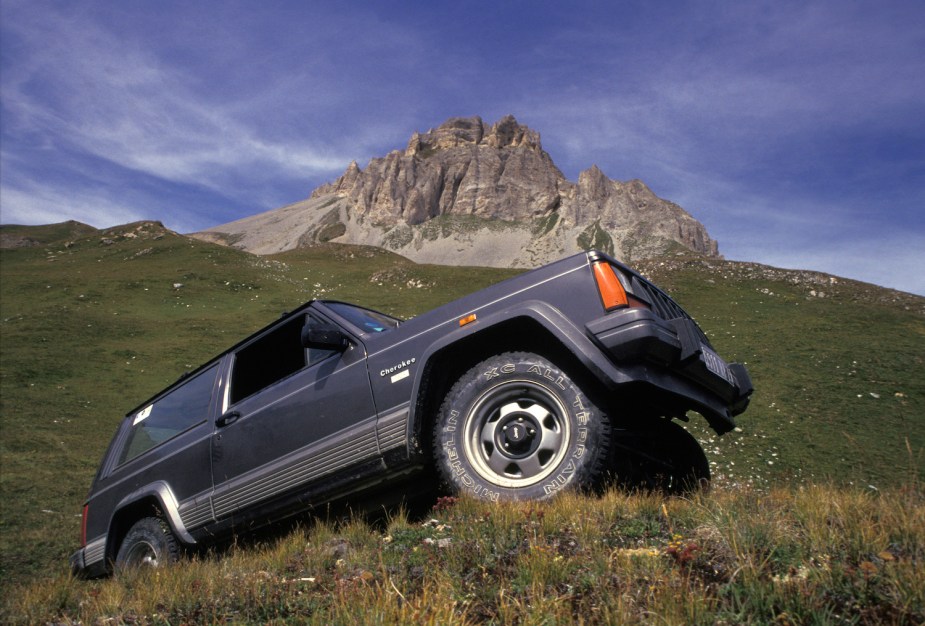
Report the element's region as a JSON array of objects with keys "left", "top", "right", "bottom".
[{"left": 71, "top": 251, "right": 751, "bottom": 576}]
